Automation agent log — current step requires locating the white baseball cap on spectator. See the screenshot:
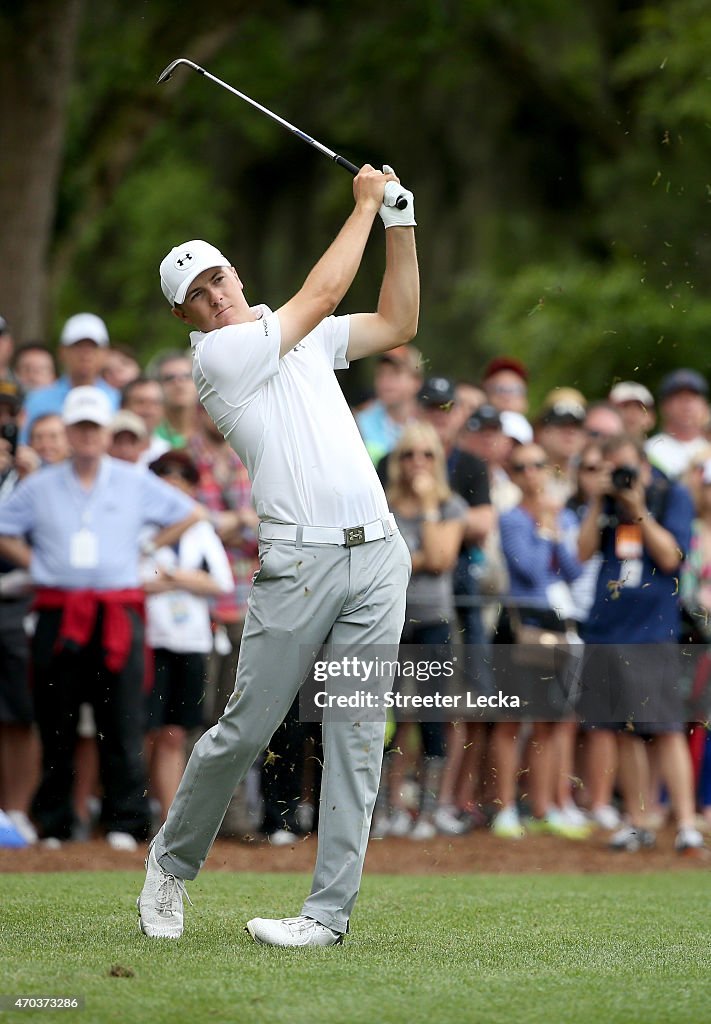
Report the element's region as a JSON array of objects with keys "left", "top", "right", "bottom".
[
  {"left": 109, "top": 410, "right": 148, "bottom": 440},
  {"left": 62, "top": 386, "right": 113, "bottom": 427},
  {"left": 60, "top": 313, "right": 110, "bottom": 348},
  {"left": 160, "top": 240, "right": 231, "bottom": 306},
  {"left": 609, "top": 381, "right": 654, "bottom": 407},
  {"left": 500, "top": 410, "right": 533, "bottom": 445}
]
